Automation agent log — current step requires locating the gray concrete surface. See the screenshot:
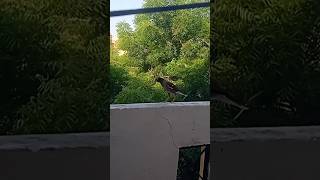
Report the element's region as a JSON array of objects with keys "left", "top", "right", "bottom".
[
  {"left": 211, "top": 126, "right": 320, "bottom": 180},
  {"left": 111, "top": 102, "right": 210, "bottom": 180},
  {"left": 0, "top": 132, "right": 109, "bottom": 180}
]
